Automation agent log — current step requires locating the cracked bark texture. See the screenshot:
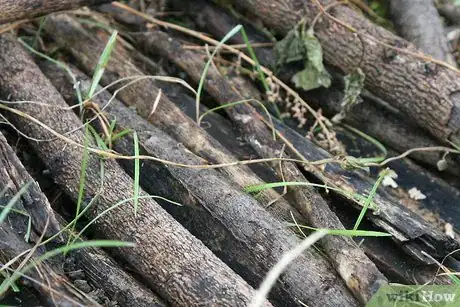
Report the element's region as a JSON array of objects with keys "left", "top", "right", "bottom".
[
  {"left": 0, "top": 132, "right": 93, "bottom": 306},
  {"left": 39, "top": 47, "right": 360, "bottom": 307},
  {"left": 0, "top": 33, "right": 268, "bottom": 307},
  {"left": 228, "top": 0, "right": 460, "bottom": 145},
  {"left": 0, "top": 0, "right": 111, "bottom": 24},
  {"left": 172, "top": 0, "right": 460, "bottom": 175},
  {"left": 135, "top": 28, "right": 389, "bottom": 304},
  {"left": 41, "top": 13, "right": 306, "bottom": 226}
]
